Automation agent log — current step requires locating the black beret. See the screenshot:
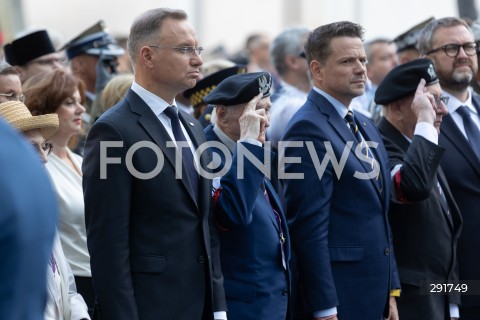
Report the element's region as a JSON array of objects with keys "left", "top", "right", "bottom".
[
  {"left": 3, "top": 30, "right": 56, "bottom": 66},
  {"left": 203, "top": 71, "right": 272, "bottom": 106},
  {"left": 393, "top": 17, "right": 434, "bottom": 53},
  {"left": 183, "top": 65, "right": 247, "bottom": 108},
  {"left": 375, "top": 58, "right": 439, "bottom": 105}
]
